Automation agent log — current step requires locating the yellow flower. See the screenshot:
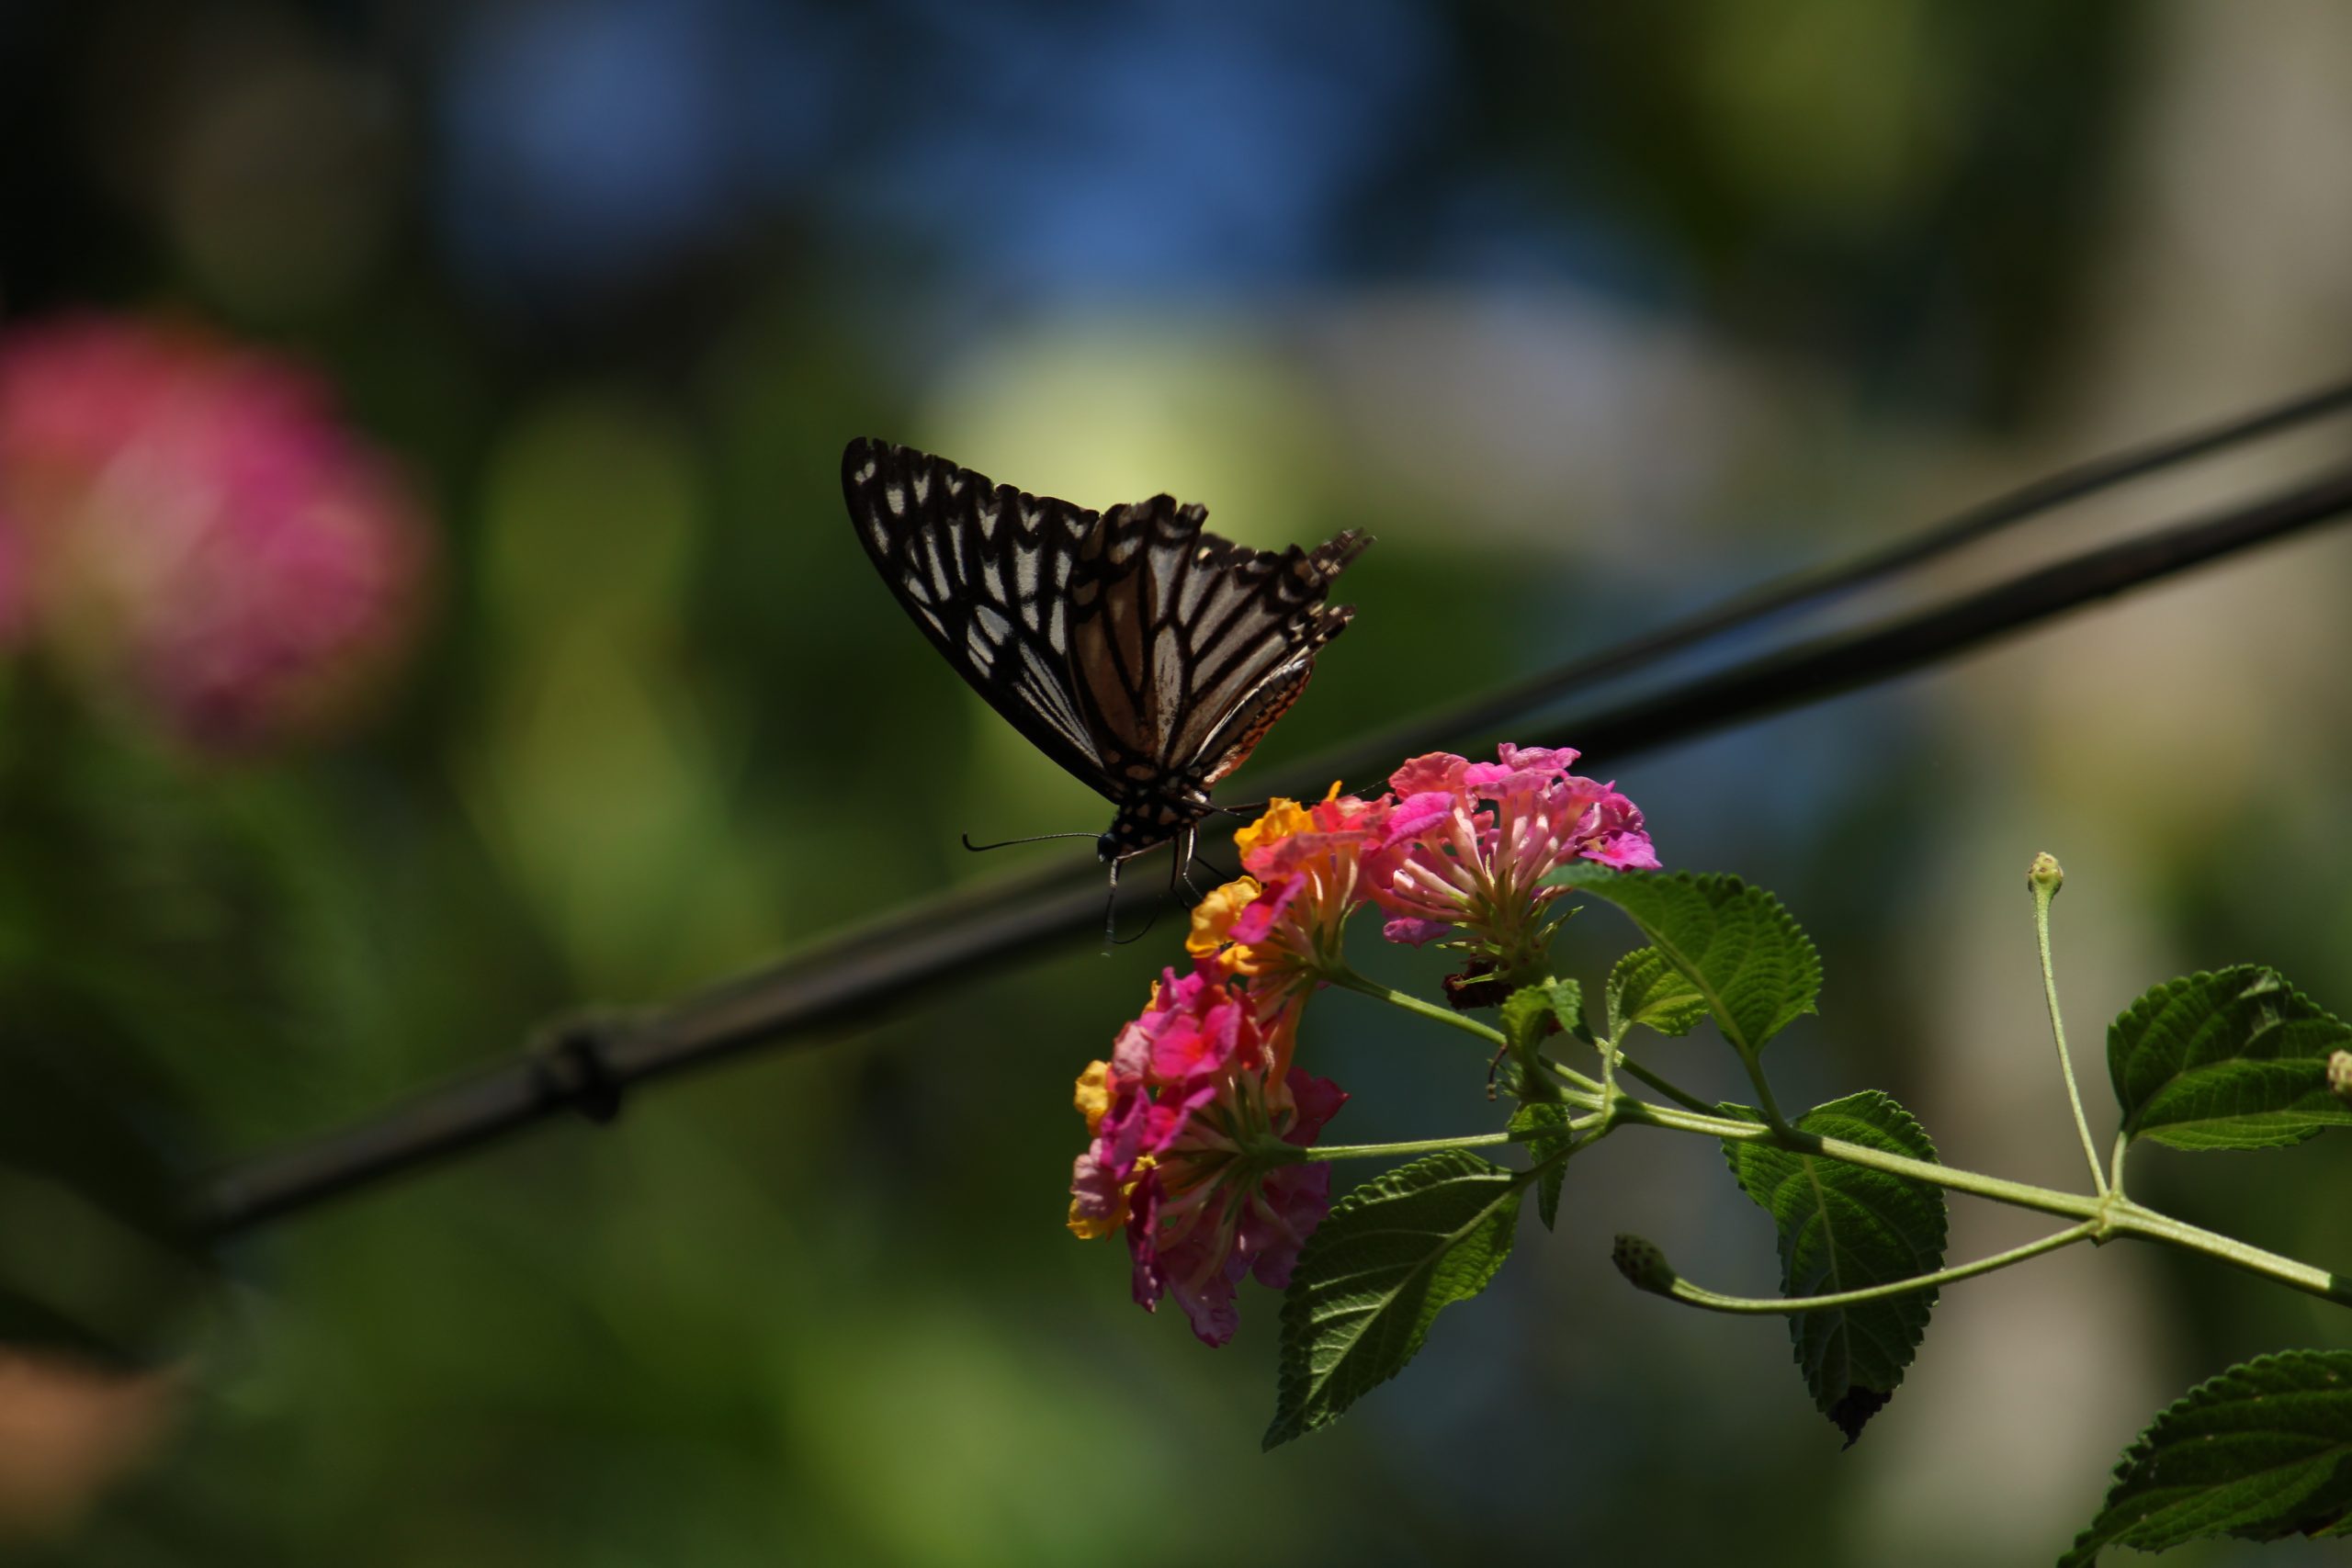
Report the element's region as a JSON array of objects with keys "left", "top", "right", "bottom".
[
  {"left": 1185, "top": 876, "right": 1264, "bottom": 976},
  {"left": 1072, "top": 1059, "right": 1114, "bottom": 1135},
  {"left": 1231, "top": 791, "right": 1334, "bottom": 862}
]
